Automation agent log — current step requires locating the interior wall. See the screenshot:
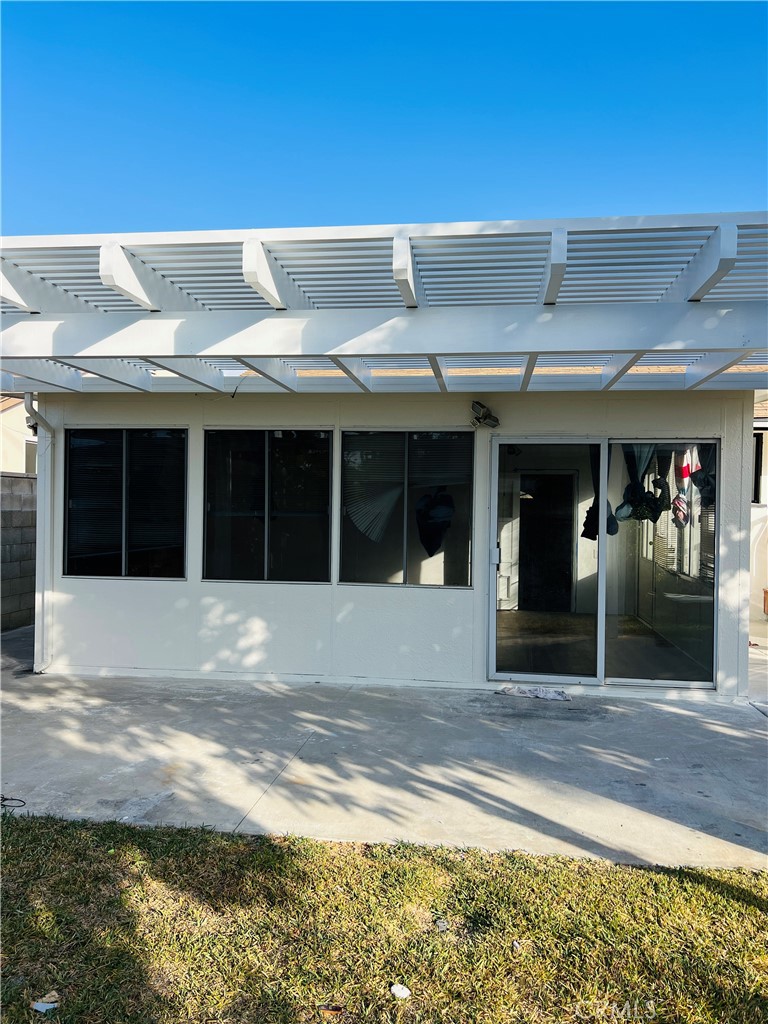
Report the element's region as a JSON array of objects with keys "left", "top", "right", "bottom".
[
  {"left": 37, "top": 390, "right": 752, "bottom": 693},
  {"left": 496, "top": 444, "right": 597, "bottom": 614}
]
